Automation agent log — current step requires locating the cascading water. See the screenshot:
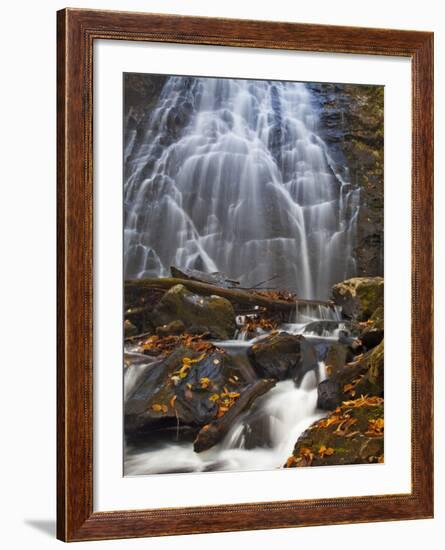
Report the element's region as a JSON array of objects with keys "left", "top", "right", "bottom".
[
  {"left": 125, "top": 362, "right": 327, "bottom": 475},
  {"left": 123, "top": 75, "right": 362, "bottom": 475},
  {"left": 124, "top": 312, "right": 357, "bottom": 476},
  {"left": 124, "top": 76, "right": 359, "bottom": 300}
]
